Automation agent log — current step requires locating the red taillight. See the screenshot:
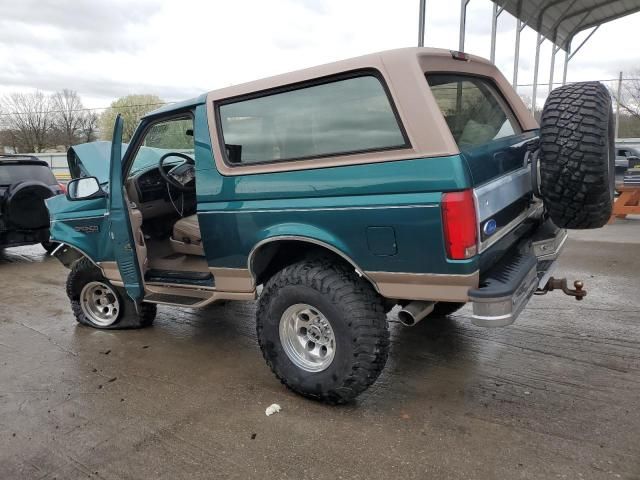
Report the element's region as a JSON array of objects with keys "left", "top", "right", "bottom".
[
  {"left": 441, "top": 190, "right": 478, "bottom": 260},
  {"left": 58, "top": 182, "right": 67, "bottom": 194}
]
